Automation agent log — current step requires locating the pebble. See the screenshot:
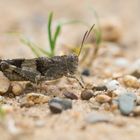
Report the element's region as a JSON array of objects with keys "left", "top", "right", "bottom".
[
  {"left": 95, "top": 94, "right": 111, "bottom": 103},
  {"left": 85, "top": 112, "right": 111, "bottom": 124},
  {"left": 123, "top": 75, "right": 140, "bottom": 88},
  {"left": 133, "top": 106, "right": 140, "bottom": 116},
  {"left": 64, "top": 92, "right": 78, "bottom": 100},
  {"left": 21, "top": 93, "right": 50, "bottom": 106},
  {"left": 82, "top": 69, "right": 90, "bottom": 76},
  {"left": 118, "top": 92, "right": 136, "bottom": 115},
  {"left": 105, "top": 80, "right": 120, "bottom": 91},
  {"left": 0, "top": 71, "right": 10, "bottom": 95},
  {"left": 92, "top": 85, "right": 108, "bottom": 91},
  {"left": 49, "top": 97, "right": 72, "bottom": 114},
  {"left": 81, "top": 90, "right": 93, "bottom": 100},
  {"left": 11, "top": 83, "right": 24, "bottom": 96}
]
